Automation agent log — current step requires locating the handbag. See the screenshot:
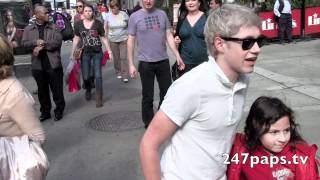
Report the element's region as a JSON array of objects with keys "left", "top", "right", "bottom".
[
  {"left": 171, "top": 17, "right": 186, "bottom": 81},
  {"left": 68, "top": 60, "right": 81, "bottom": 93},
  {"left": 73, "top": 47, "right": 83, "bottom": 60},
  {"left": 101, "top": 51, "right": 109, "bottom": 66},
  {"left": 171, "top": 61, "right": 184, "bottom": 81},
  {"left": 0, "top": 135, "right": 49, "bottom": 180}
]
